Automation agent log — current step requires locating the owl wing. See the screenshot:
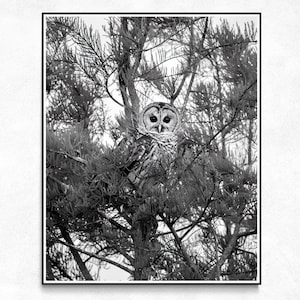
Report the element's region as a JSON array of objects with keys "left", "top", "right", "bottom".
[
  {"left": 125, "top": 133, "right": 153, "bottom": 187},
  {"left": 126, "top": 132, "right": 174, "bottom": 190},
  {"left": 176, "top": 134, "right": 195, "bottom": 165}
]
